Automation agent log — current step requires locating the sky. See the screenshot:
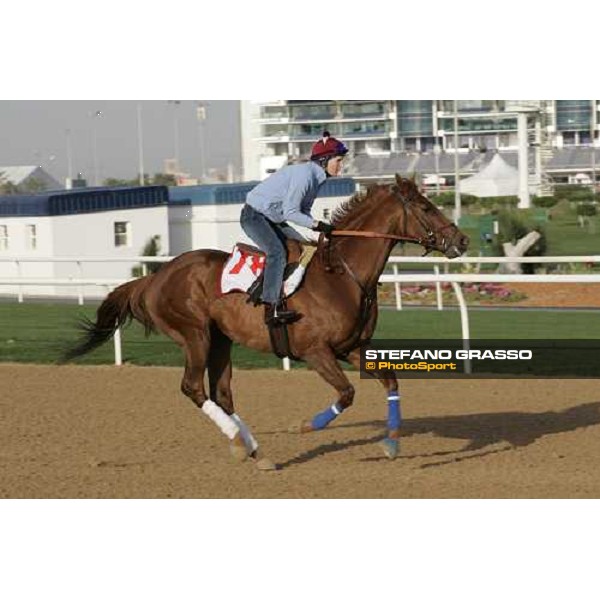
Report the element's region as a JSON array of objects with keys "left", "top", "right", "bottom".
[{"left": 0, "top": 100, "right": 241, "bottom": 185}]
